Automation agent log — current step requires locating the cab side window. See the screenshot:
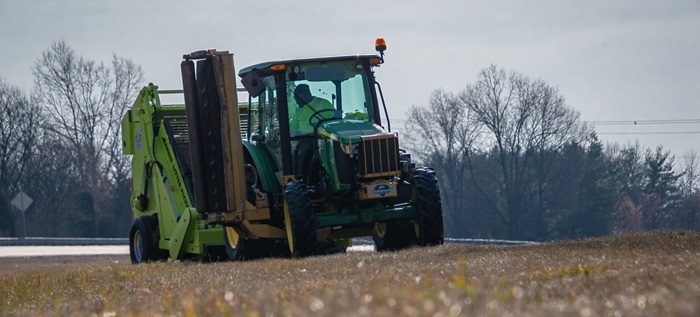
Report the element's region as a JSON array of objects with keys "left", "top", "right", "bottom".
[{"left": 256, "top": 76, "right": 282, "bottom": 168}]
